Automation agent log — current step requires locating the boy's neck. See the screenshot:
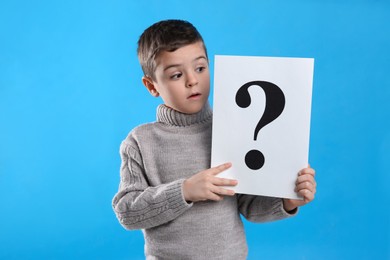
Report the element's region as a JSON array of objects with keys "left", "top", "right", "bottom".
[{"left": 157, "top": 103, "right": 212, "bottom": 127}]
